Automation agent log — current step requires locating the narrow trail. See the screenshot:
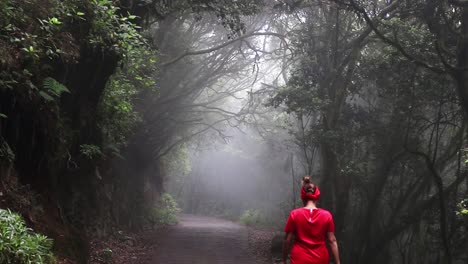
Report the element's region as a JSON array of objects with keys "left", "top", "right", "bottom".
[{"left": 150, "top": 214, "right": 259, "bottom": 264}]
